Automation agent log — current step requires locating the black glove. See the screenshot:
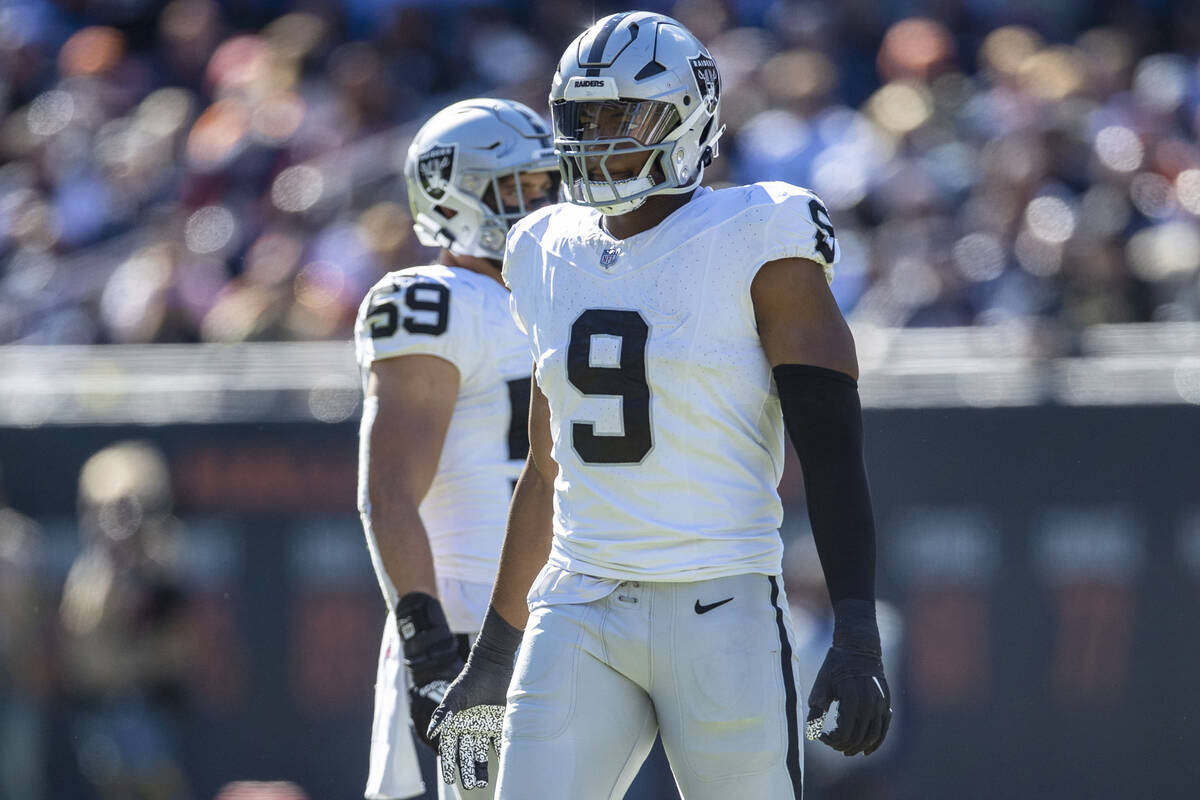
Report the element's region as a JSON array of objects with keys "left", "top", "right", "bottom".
[
  {"left": 806, "top": 599, "right": 892, "bottom": 757},
  {"left": 394, "top": 592, "right": 464, "bottom": 750},
  {"left": 427, "top": 604, "right": 523, "bottom": 791}
]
